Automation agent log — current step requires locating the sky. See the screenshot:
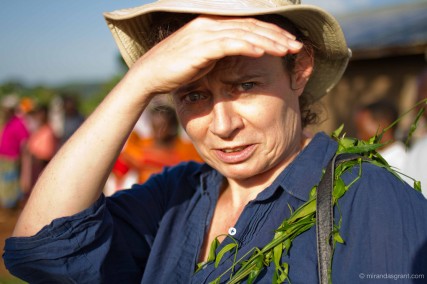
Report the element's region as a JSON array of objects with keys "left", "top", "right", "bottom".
[{"left": 0, "top": 0, "right": 422, "bottom": 86}]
